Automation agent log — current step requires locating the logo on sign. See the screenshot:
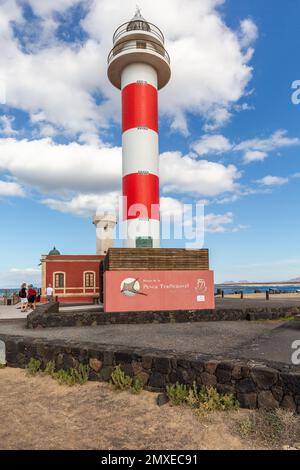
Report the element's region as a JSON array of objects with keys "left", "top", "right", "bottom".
[
  {"left": 195, "top": 279, "right": 207, "bottom": 294},
  {"left": 120, "top": 278, "right": 147, "bottom": 297}
]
